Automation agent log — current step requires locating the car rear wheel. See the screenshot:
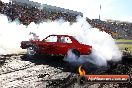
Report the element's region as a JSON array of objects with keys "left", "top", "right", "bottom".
[
  {"left": 63, "top": 49, "right": 80, "bottom": 71},
  {"left": 27, "top": 46, "right": 36, "bottom": 56},
  {"left": 72, "top": 49, "right": 80, "bottom": 58},
  {"left": 63, "top": 49, "right": 80, "bottom": 62}
]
